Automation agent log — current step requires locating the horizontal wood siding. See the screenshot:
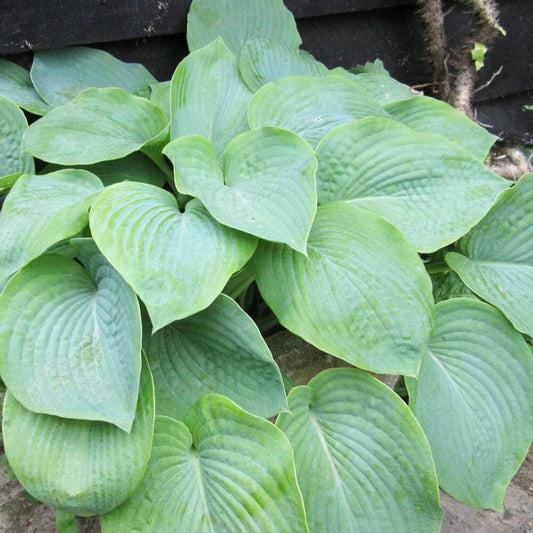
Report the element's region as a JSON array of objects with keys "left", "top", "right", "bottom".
[{"left": 1, "top": 0, "right": 531, "bottom": 143}]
